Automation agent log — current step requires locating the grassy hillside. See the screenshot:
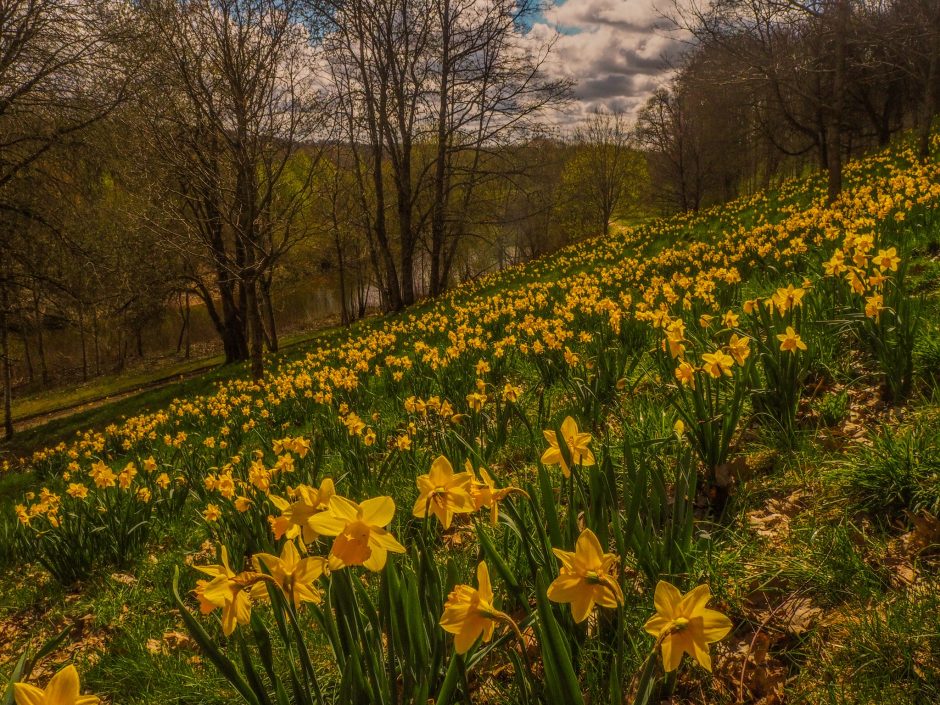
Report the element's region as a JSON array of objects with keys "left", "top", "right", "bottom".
[{"left": 1, "top": 136, "right": 939, "bottom": 705}]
